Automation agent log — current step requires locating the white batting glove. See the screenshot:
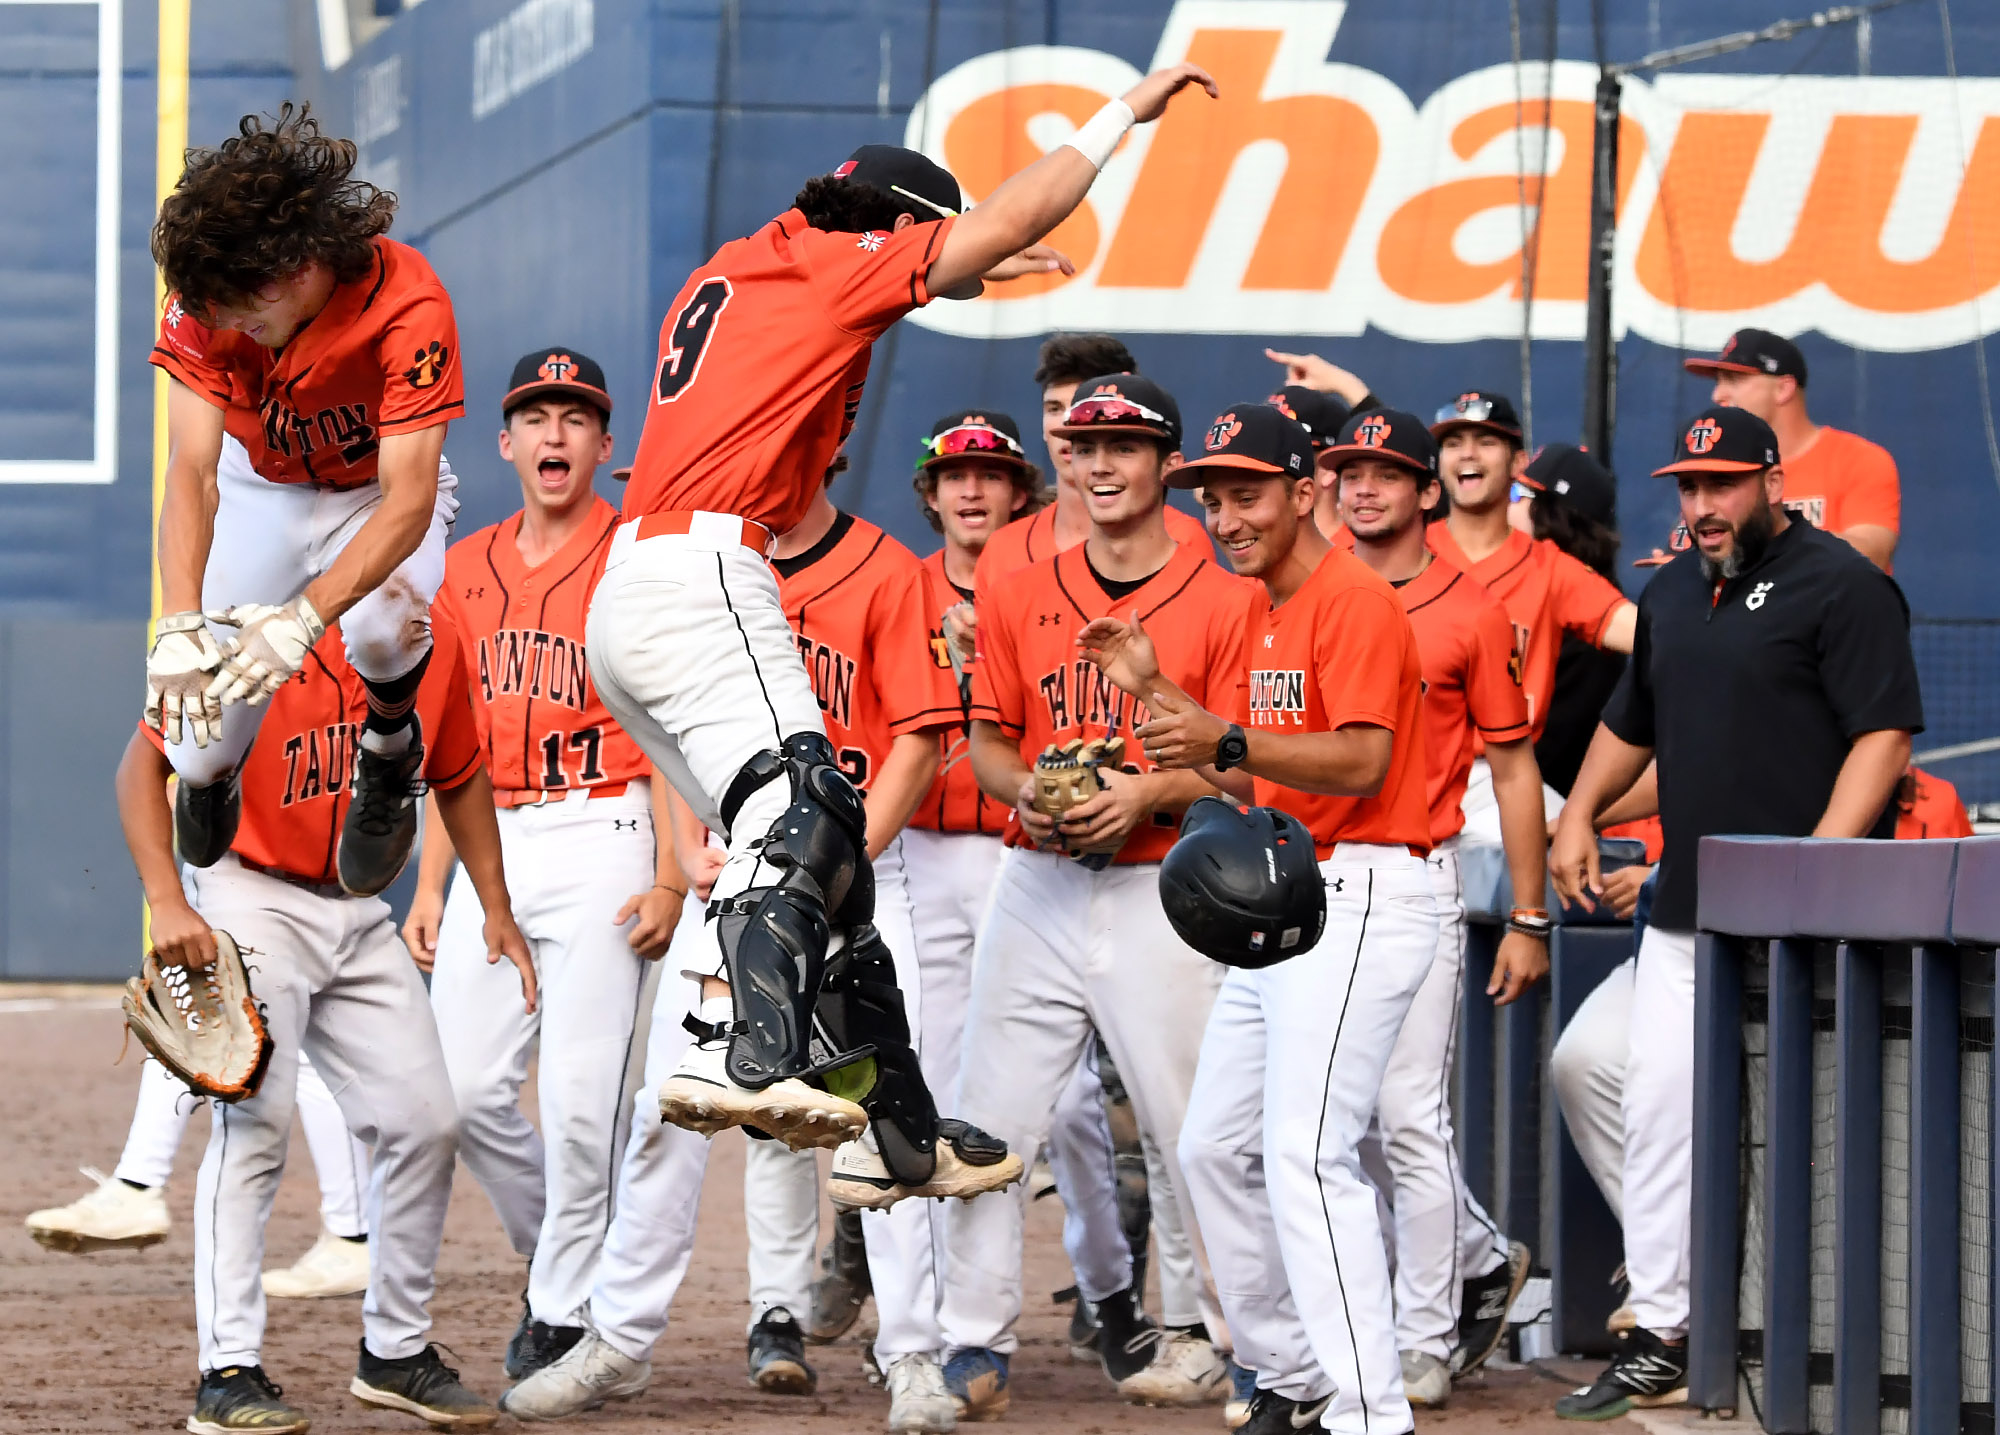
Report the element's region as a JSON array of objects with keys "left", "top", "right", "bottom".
[
  {"left": 205, "top": 596, "right": 327, "bottom": 709},
  {"left": 146, "top": 611, "right": 226, "bottom": 748}
]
